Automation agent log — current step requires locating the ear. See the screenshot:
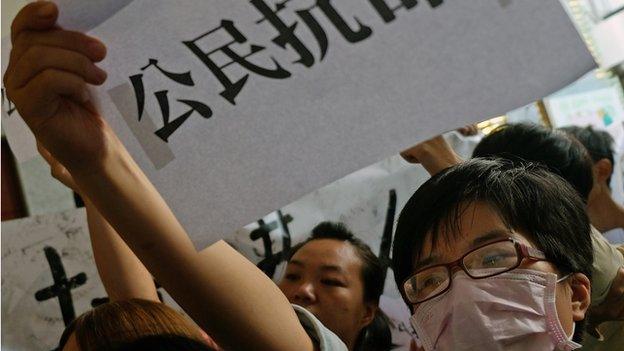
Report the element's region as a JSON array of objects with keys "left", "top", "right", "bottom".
[
  {"left": 594, "top": 159, "right": 613, "bottom": 184},
  {"left": 569, "top": 273, "right": 591, "bottom": 322},
  {"left": 360, "top": 302, "right": 377, "bottom": 328}
]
